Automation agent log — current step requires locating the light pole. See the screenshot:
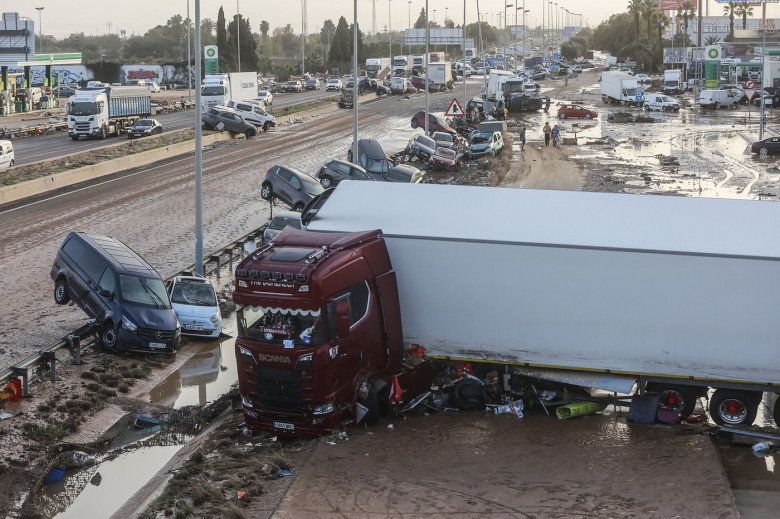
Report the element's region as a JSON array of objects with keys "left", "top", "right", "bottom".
[
  {"left": 408, "top": 1, "right": 412, "bottom": 29},
  {"left": 434, "top": 9, "right": 437, "bottom": 25},
  {"left": 35, "top": 7, "right": 43, "bottom": 53},
  {"left": 505, "top": 4, "right": 511, "bottom": 56},
  {"left": 236, "top": 0, "right": 241, "bottom": 71},
  {"left": 187, "top": 0, "right": 192, "bottom": 101},
  {"left": 389, "top": 0, "right": 392, "bottom": 63}
]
